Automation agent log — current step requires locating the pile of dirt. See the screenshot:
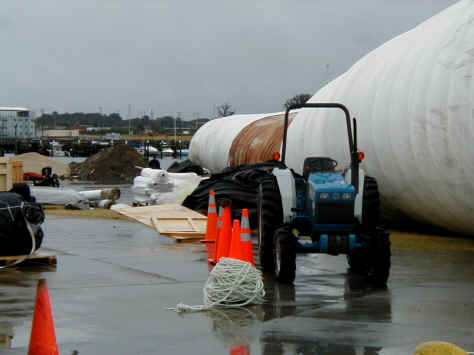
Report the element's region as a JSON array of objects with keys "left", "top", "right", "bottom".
[
  {"left": 15, "top": 152, "right": 70, "bottom": 177},
  {"left": 70, "top": 144, "right": 146, "bottom": 184}
]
